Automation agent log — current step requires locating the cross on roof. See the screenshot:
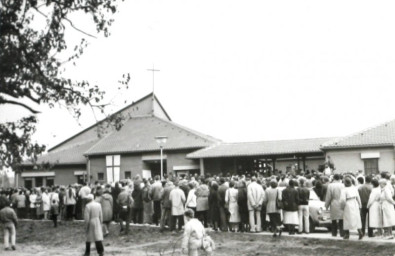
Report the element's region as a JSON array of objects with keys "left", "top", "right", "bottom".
[{"left": 147, "top": 64, "right": 160, "bottom": 96}]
